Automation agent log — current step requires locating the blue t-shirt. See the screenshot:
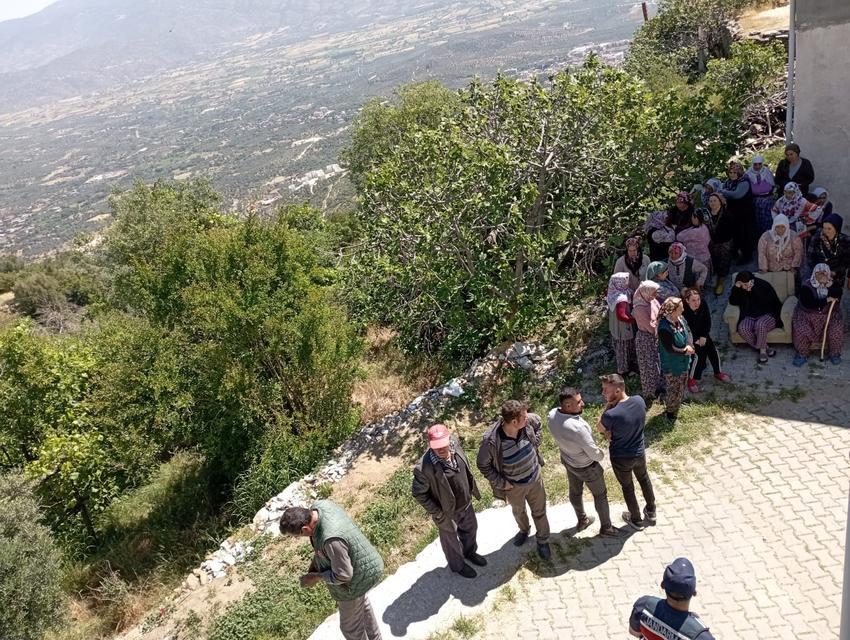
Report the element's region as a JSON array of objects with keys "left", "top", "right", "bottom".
[
  {"left": 602, "top": 395, "right": 646, "bottom": 458},
  {"left": 629, "top": 596, "right": 715, "bottom": 639}
]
